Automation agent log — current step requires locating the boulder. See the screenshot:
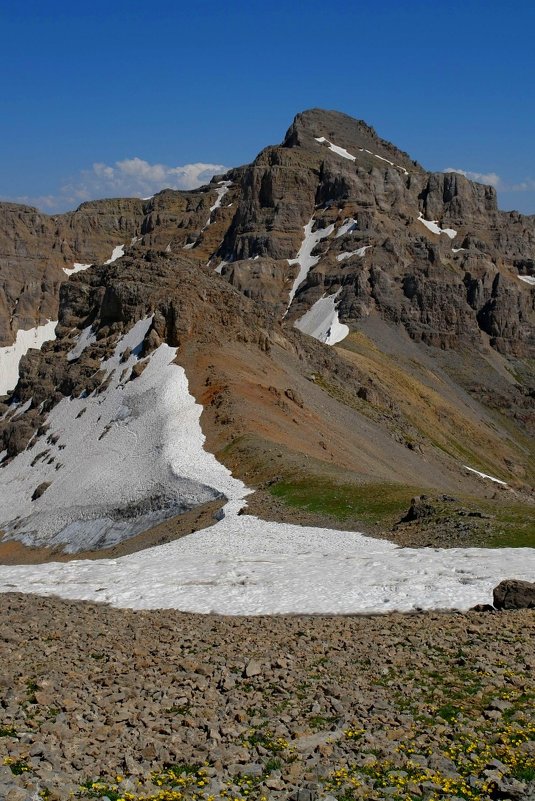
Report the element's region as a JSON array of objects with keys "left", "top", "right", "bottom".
[{"left": 493, "top": 579, "right": 535, "bottom": 610}]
